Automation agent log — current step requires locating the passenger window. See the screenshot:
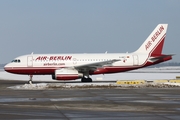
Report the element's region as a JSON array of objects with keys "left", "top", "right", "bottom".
[{"left": 18, "top": 59, "right": 20, "bottom": 63}]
